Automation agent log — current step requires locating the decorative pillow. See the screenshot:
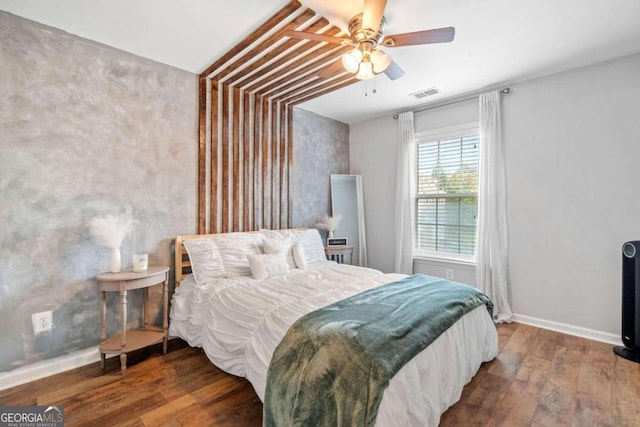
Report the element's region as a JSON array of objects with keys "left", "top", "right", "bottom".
[
  {"left": 247, "top": 253, "right": 290, "bottom": 280},
  {"left": 292, "top": 243, "right": 308, "bottom": 269},
  {"left": 263, "top": 238, "right": 296, "bottom": 269},
  {"left": 213, "top": 232, "right": 264, "bottom": 277},
  {"left": 261, "top": 228, "right": 326, "bottom": 263},
  {"left": 297, "top": 229, "right": 327, "bottom": 262},
  {"left": 182, "top": 239, "right": 225, "bottom": 285}
]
